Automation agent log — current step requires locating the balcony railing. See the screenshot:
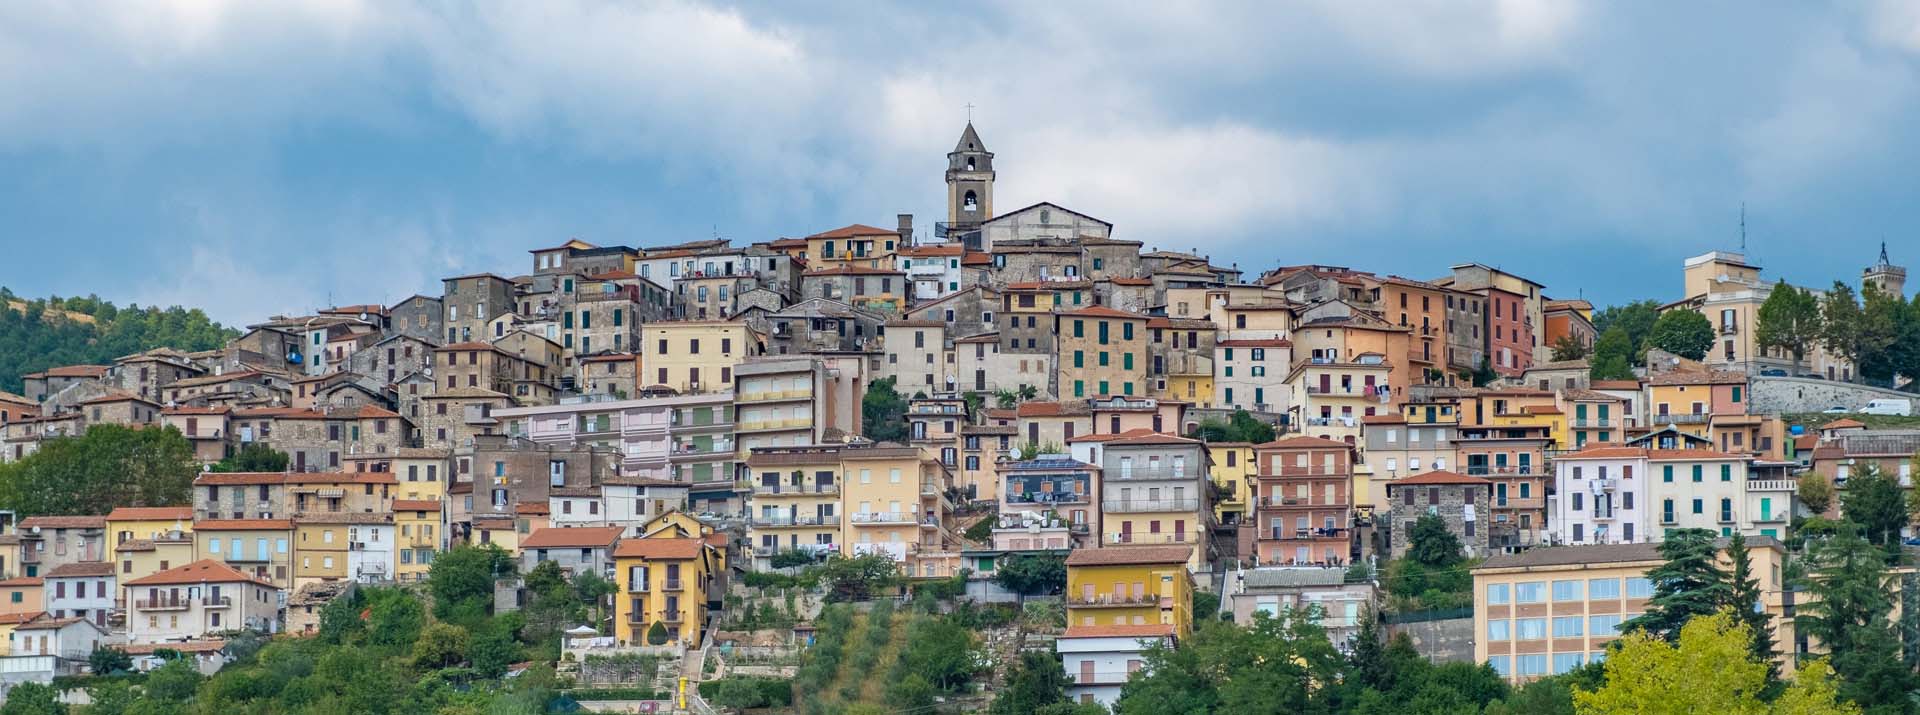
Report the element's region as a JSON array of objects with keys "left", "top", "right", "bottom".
[
  {"left": 1266, "top": 465, "right": 1348, "bottom": 477},
  {"left": 1466, "top": 466, "right": 1542, "bottom": 477},
  {"left": 750, "top": 514, "right": 841, "bottom": 528},
  {"left": 1748, "top": 480, "right": 1797, "bottom": 492},
  {"left": 1101, "top": 498, "right": 1201, "bottom": 513},
  {"left": 751, "top": 483, "right": 839, "bottom": 496},
  {"left": 628, "top": 580, "right": 650, "bottom": 593},
  {"left": 1004, "top": 492, "right": 1089, "bottom": 506},
  {"left": 1257, "top": 496, "right": 1350, "bottom": 508},
  {"left": 661, "top": 579, "right": 684, "bottom": 592},
  {"left": 1570, "top": 418, "right": 1614, "bottom": 428},
  {"left": 849, "top": 512, "right": 915, "bottom": 525},
  {"left": 203, "top": 596, "right": 232, "bottom": 608},
  {"left": 1268, "top": 526, "right": 1349, "bottom": 540},
  {"left": 1652, "top": 413, "right": 1710, "bottom": 425},
  {"left": 136, "top": 598, "right": 190, "bottom": 611},
  {"left": 1103, "top": 532, "right": 1200, "bottom": 546},
  {"left": 1067, "top": 593, "right": 1164, "bottom": 608},
  {"left": 1107, "top": 468, "right": 1197, "bottom": 482},
  {"left": 740, "top": 389, "right": 814, "bottom": 402}
]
